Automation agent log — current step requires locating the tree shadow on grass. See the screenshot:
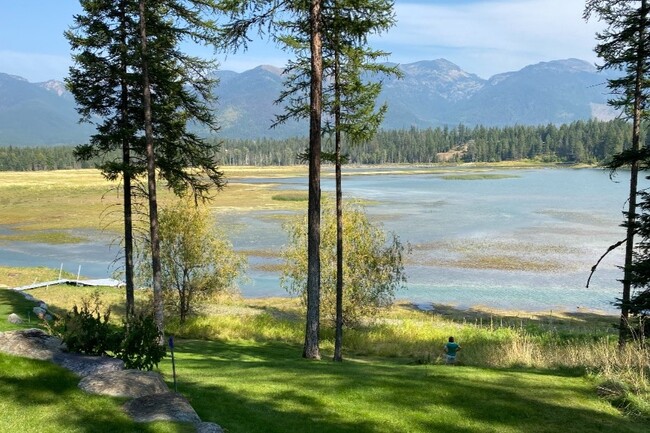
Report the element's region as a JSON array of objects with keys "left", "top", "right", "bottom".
[
  {"left": 160, "top": 338, "right": 647, "bottom": 433},
  {"left": 0, "top": 288, "right": 40, "bottom": 331},
  {"left": 0, "top": 353, "right": 192, "bottom": 433}
]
